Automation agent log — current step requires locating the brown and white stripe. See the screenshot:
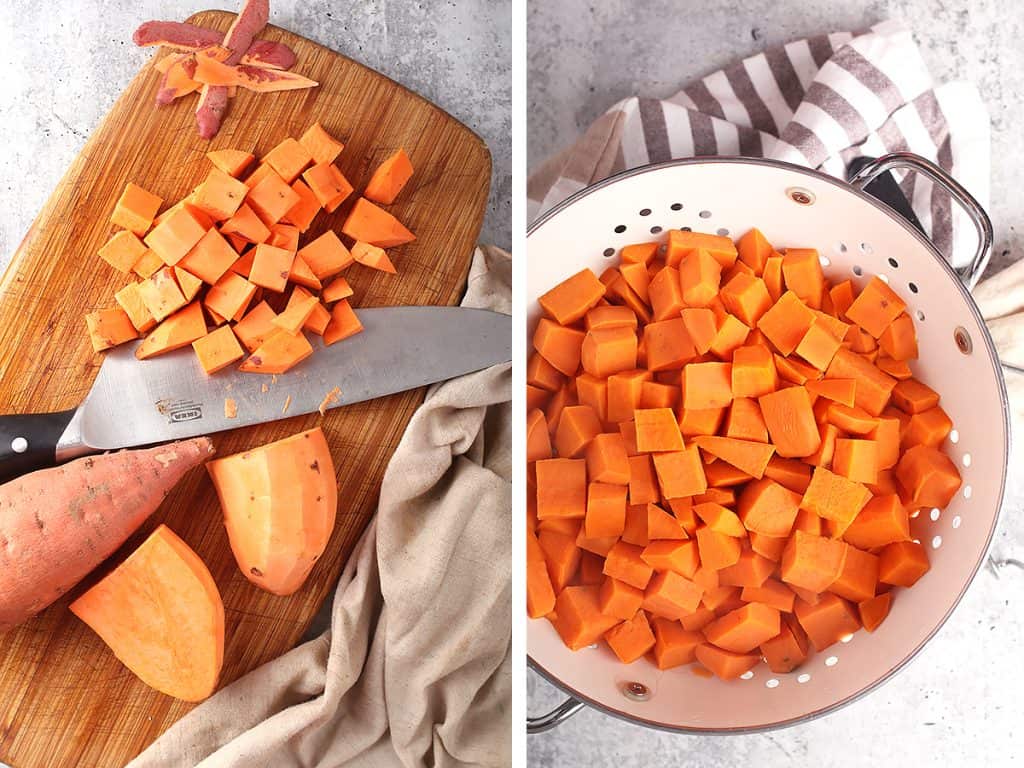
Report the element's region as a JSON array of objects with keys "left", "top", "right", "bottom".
[{"left": 528, "top": 19, "right": 989, "bottom": 268}]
